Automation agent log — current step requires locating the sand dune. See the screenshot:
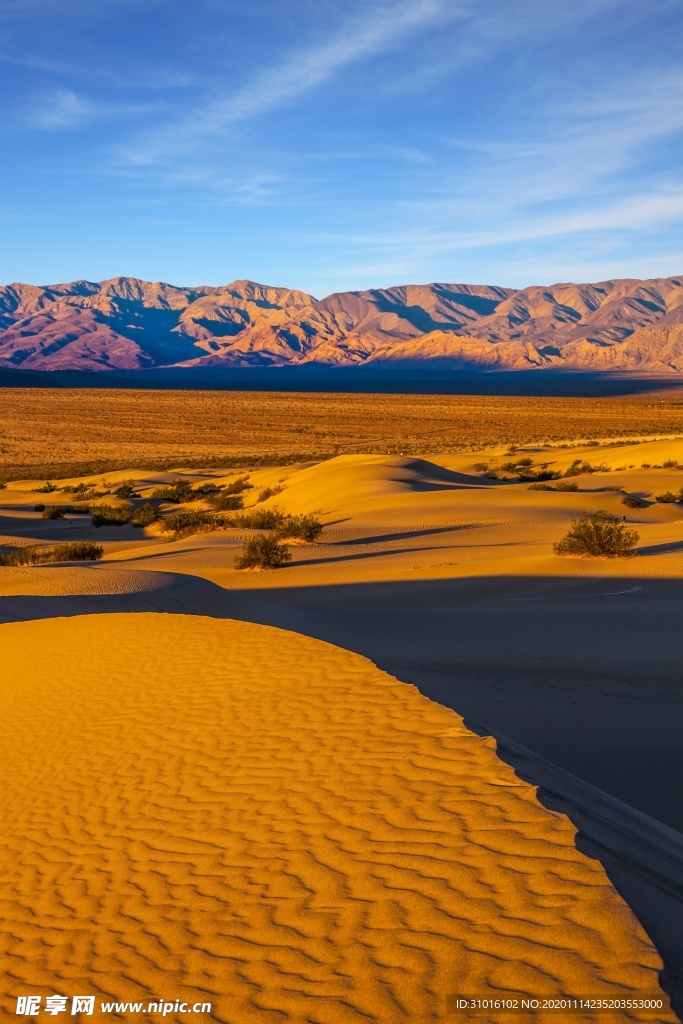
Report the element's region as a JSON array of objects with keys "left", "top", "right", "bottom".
[{"left": 0, "top": 613, "right": 673, "bottom": 1023}]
